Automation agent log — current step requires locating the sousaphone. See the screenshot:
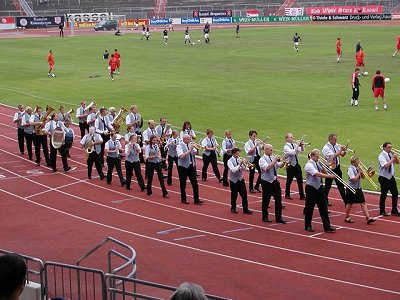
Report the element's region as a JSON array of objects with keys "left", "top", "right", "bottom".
[{"left": 52, "top": 127, "right": 65, "bottom": 149}]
